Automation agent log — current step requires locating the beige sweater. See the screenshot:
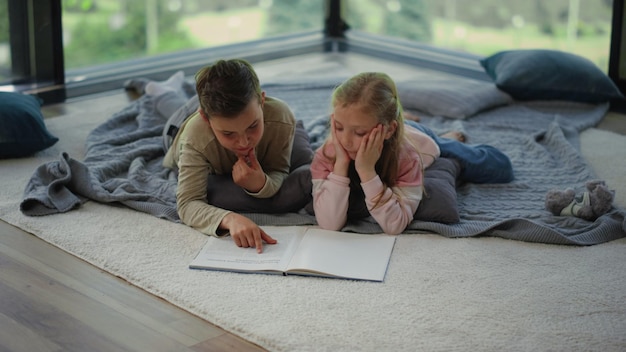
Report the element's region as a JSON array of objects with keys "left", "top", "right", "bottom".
[{"left": 163, "top": 97, "right": 296, "bottom": 235}]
